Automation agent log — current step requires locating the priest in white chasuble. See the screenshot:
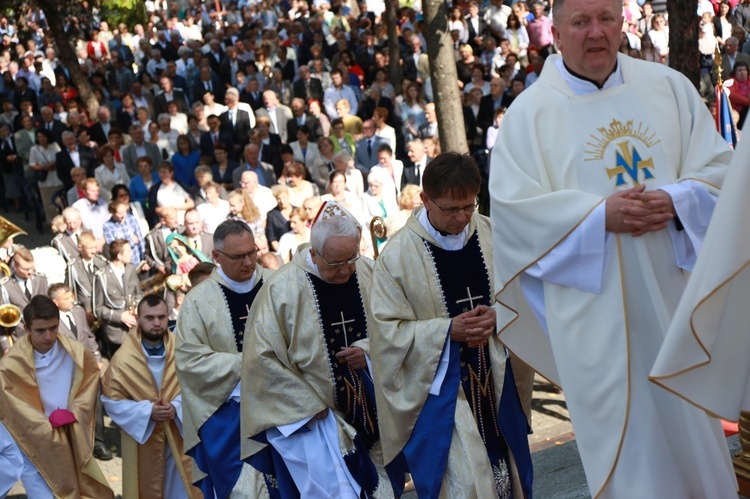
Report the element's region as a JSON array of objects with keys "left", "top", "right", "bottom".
[
  {"left": 101, "top": 294, "right": 201, "bottom": 499},
  {"left": 489, "top": 0, "right": 737, "bottom": 496},
  {"left": 369, "top": 153, "right": 535, "bottom": 499},
  {"left": 0, "top": 295, "right": 114, "bottom": 499},
  {"left": 241, "top": 201, "right": 392, "bottom": 499},
  {"left": 175, "top": 219, "right": 275, "bottom": 498}
]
